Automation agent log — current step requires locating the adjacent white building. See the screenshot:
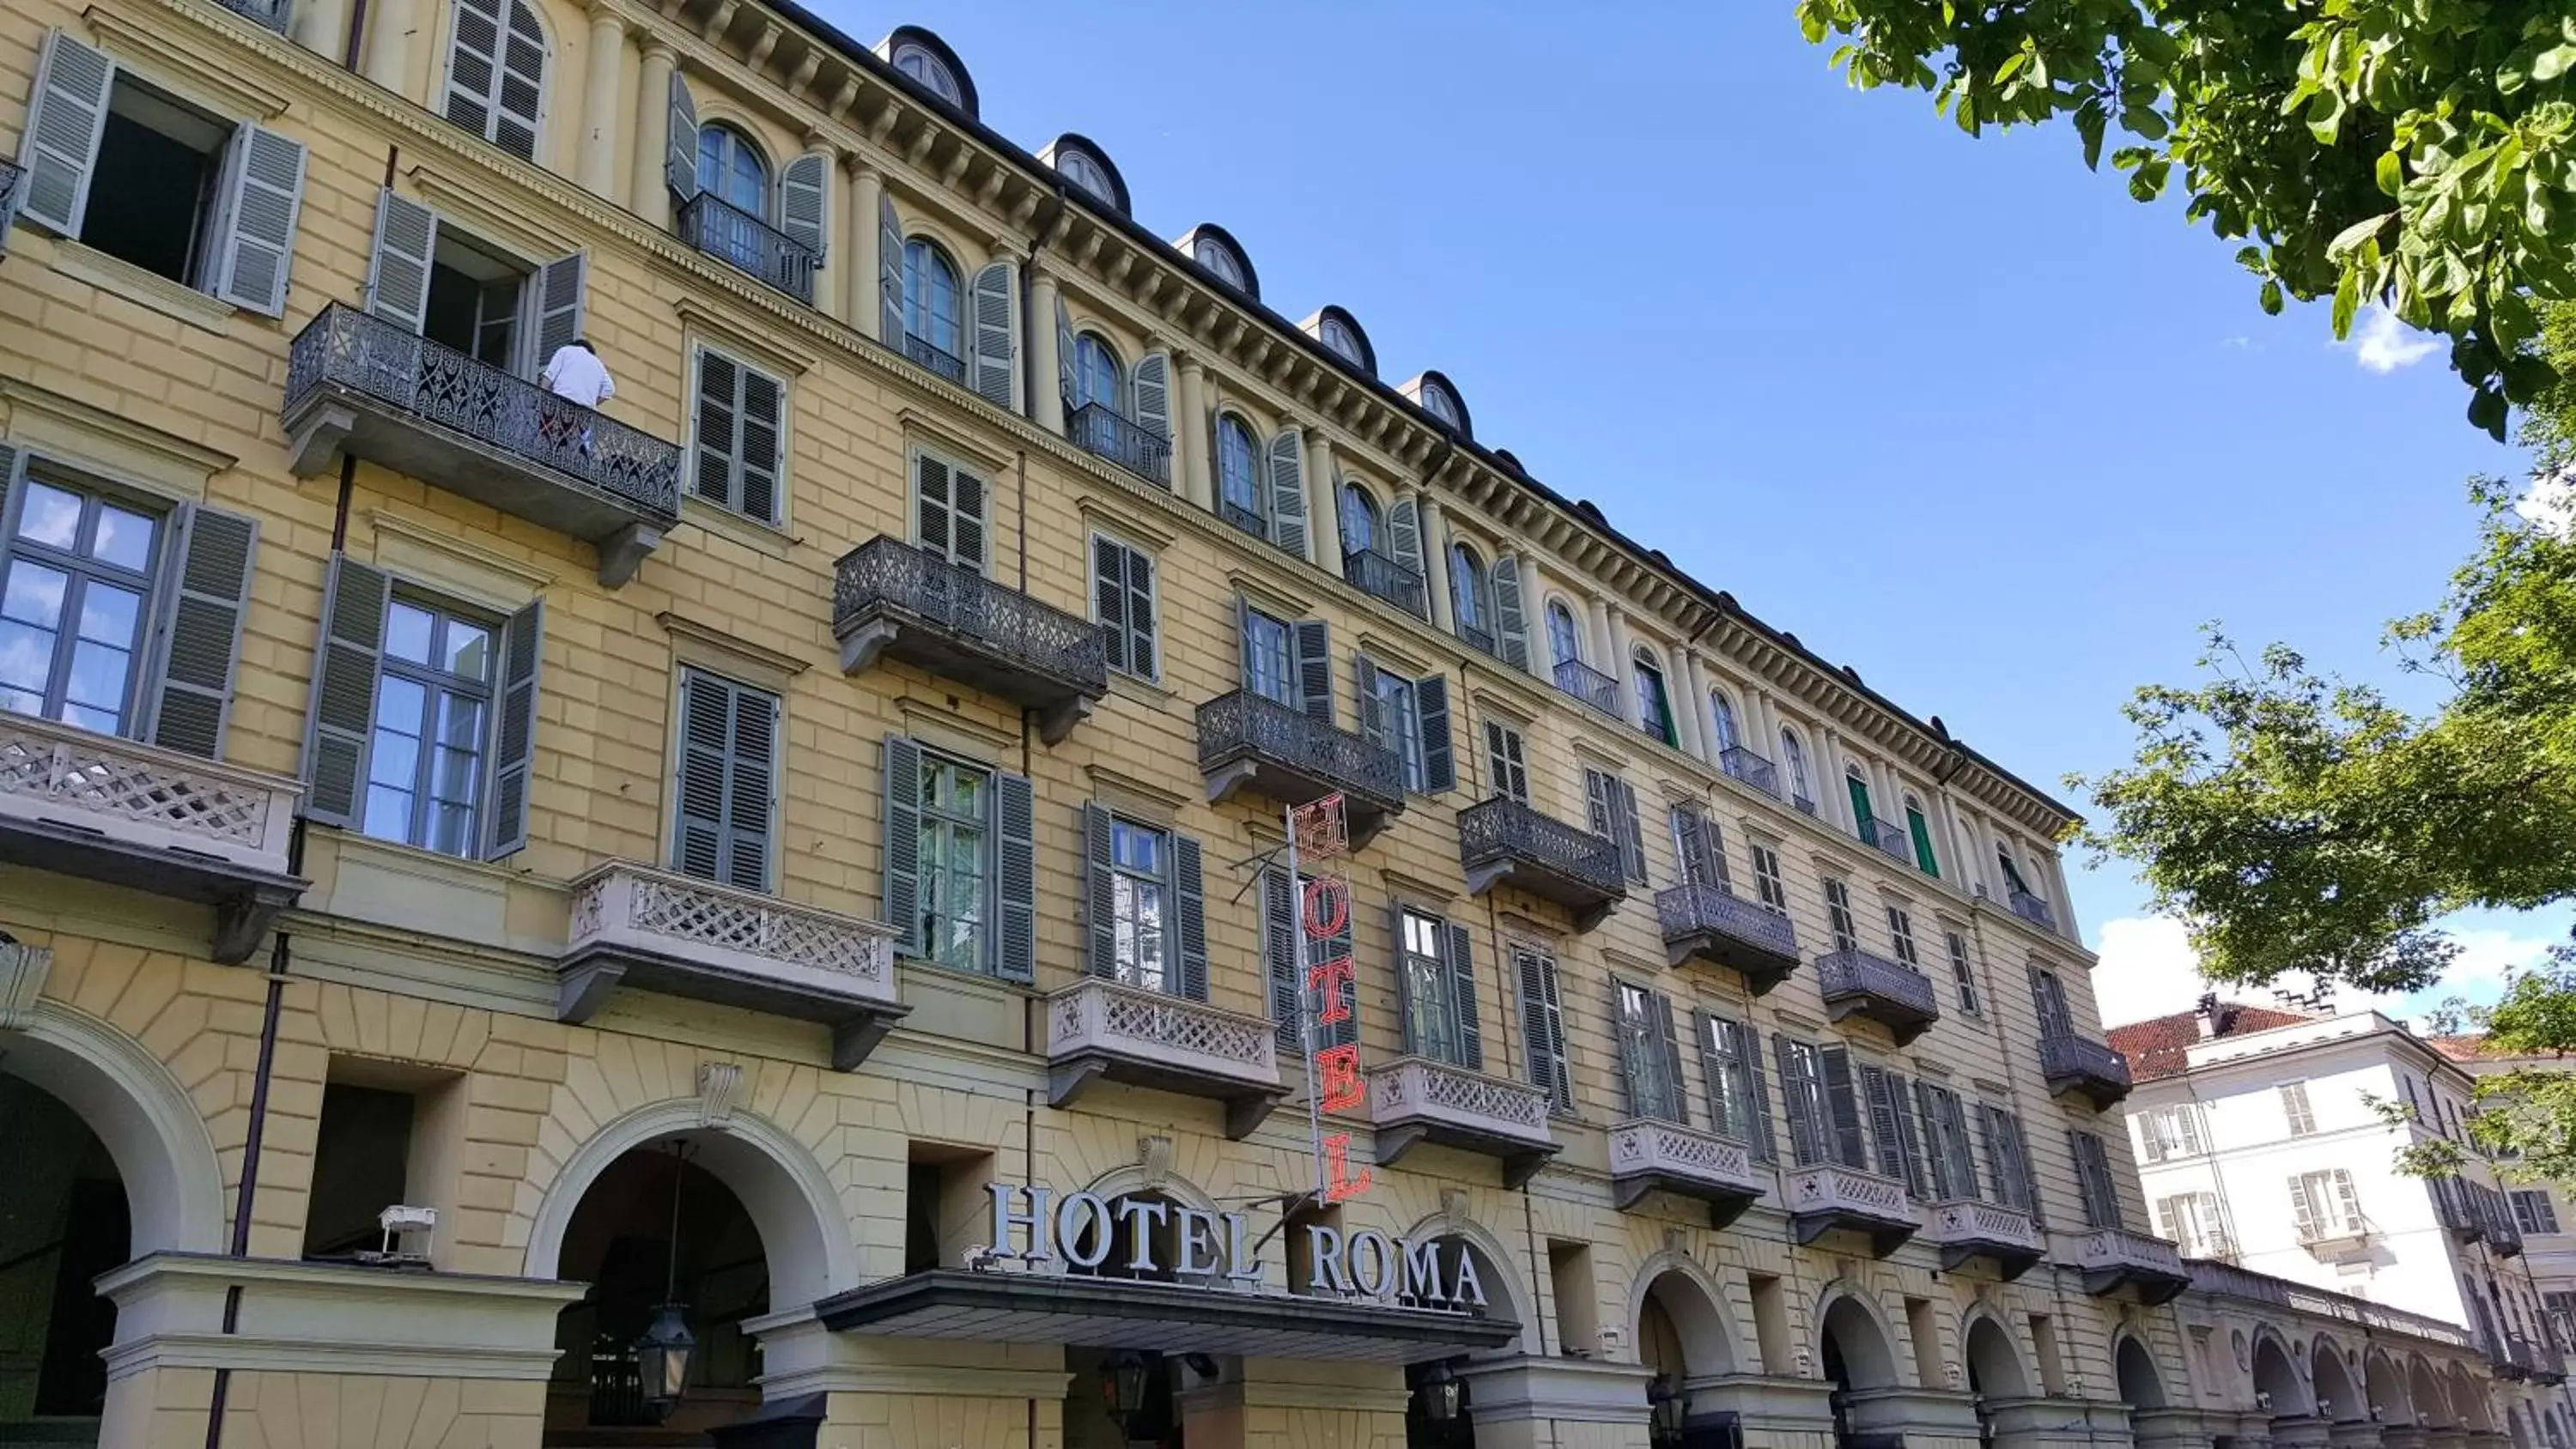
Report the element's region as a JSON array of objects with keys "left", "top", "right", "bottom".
[
  {"left": 2111, "top": 999, "right": 2574, "bottom": 1445},
  {"left": 2445, "top": 1041, "right": 2576, "bottom": 1393}
]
